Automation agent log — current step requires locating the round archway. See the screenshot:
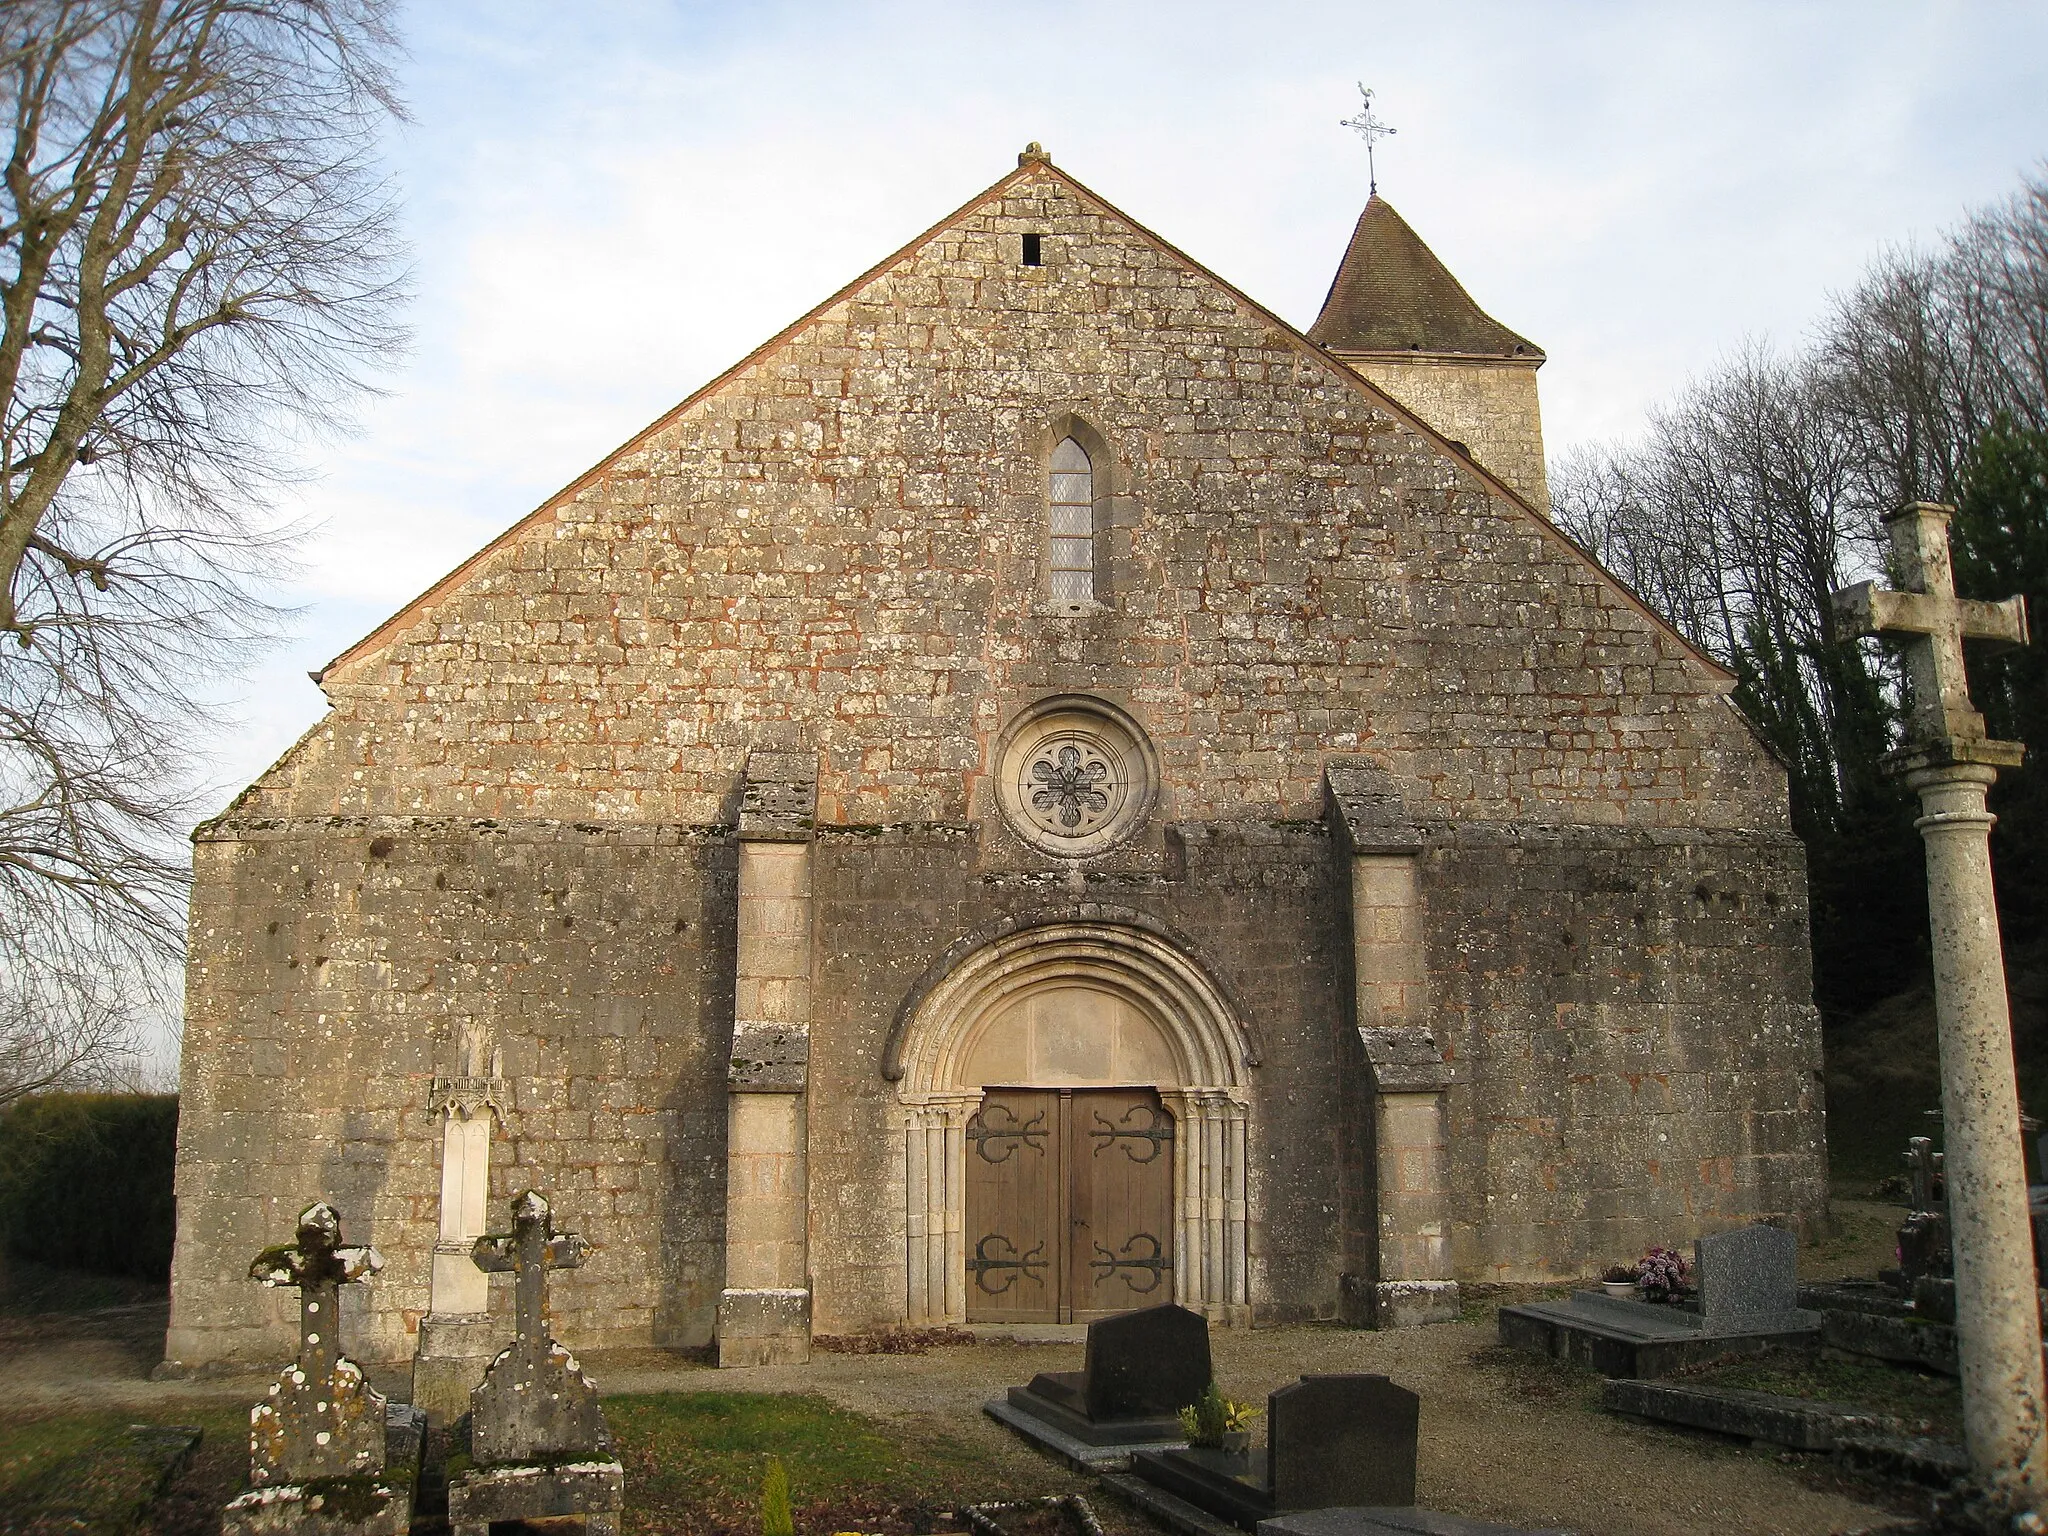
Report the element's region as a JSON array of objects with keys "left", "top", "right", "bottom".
[{"left": 892, "top": 921, "right": 1252, "bottom": 1326}]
